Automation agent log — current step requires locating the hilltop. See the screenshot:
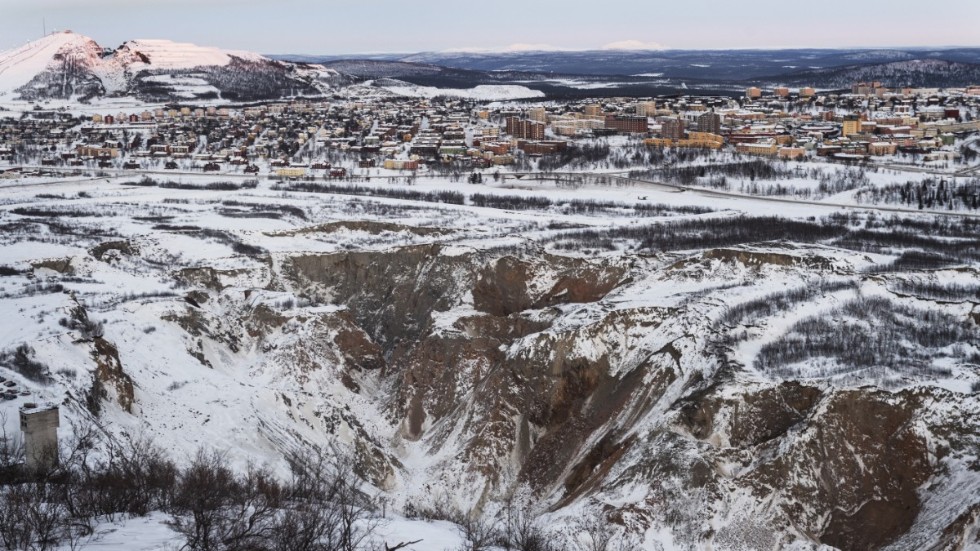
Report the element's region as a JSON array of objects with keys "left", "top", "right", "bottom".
[{"left": 0, "top": 31, "right": 348, "bottom": 102}]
